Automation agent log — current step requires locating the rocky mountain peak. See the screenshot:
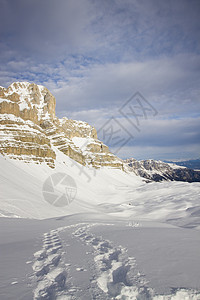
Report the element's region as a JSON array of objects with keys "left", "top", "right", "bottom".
[
  {"left": 0, "top": 82, "right": 56, "bottom": 123},
  {"left": 0, "top": 81, "right": 123, "bottom": 170},
  {"left": 124, "top": 158, "right": 200, "bottom": 182},
  {"left": 0, "top": 81, "right": 199, "bottom": 183}
]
